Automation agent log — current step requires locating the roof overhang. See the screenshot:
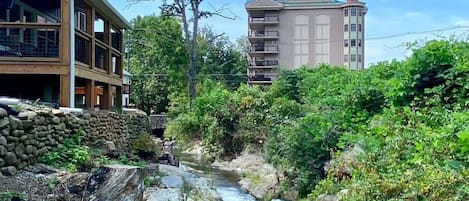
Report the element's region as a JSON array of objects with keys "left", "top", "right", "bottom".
[
  {"left": 87, "top": 0, "right": 132, "bottom": 30},
  {"left": 246, "top": 0, "right": 284, "bottom": 10}
]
